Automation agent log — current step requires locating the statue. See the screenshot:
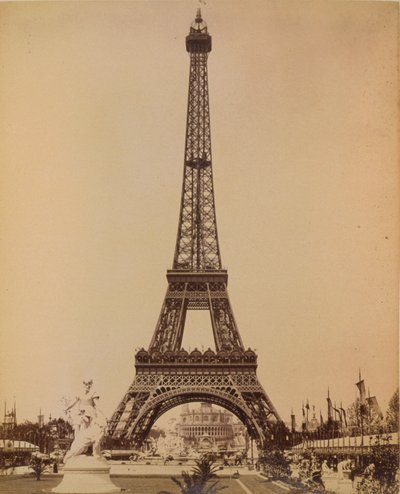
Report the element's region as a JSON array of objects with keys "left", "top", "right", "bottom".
[
  {"left": 53, "top": 380, "right": 120, "bottom": 493},
  {"left": 63, "top": 380, "right": 106, "bottom": 462}
]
